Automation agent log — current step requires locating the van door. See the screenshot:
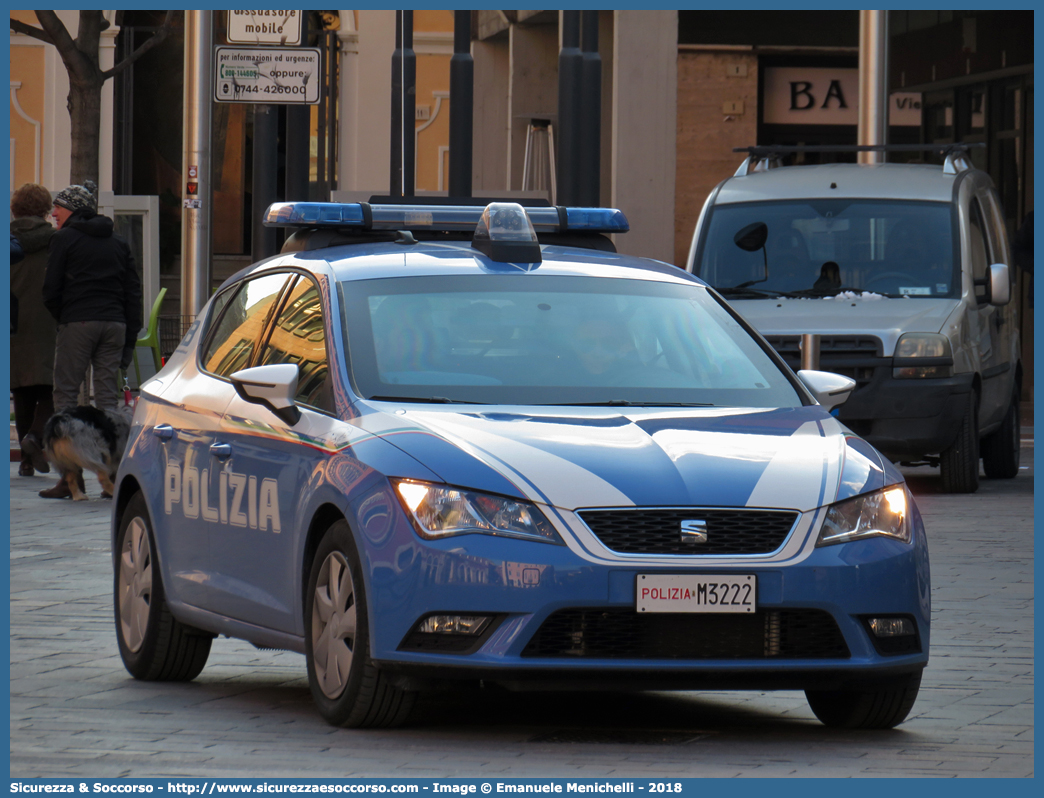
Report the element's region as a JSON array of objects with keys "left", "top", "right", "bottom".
[{"left": 967, "top": 196, "right": 1008, "bottom": 426}]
